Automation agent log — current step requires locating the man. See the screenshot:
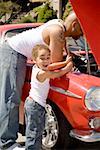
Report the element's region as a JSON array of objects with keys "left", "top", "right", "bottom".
[{"left": 0, "top": 11, "right": 83, "bottom": 149}]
